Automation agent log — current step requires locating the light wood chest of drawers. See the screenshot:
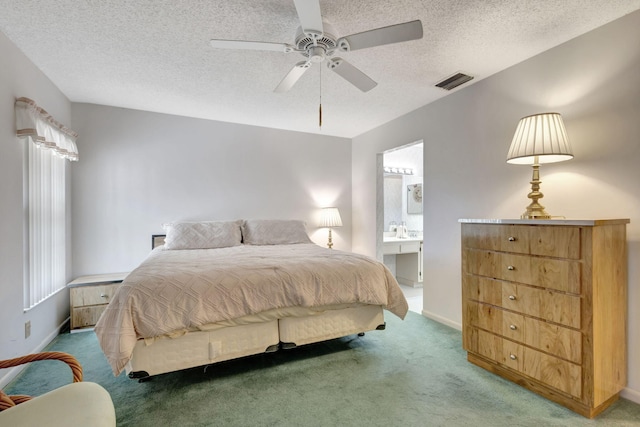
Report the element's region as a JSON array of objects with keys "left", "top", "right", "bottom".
[
  {"left": 68, "top": 273, "right": 128, "bottom": 331},
  {"left": 460, "top": 219, "right": 629, "bottom": 418}
]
